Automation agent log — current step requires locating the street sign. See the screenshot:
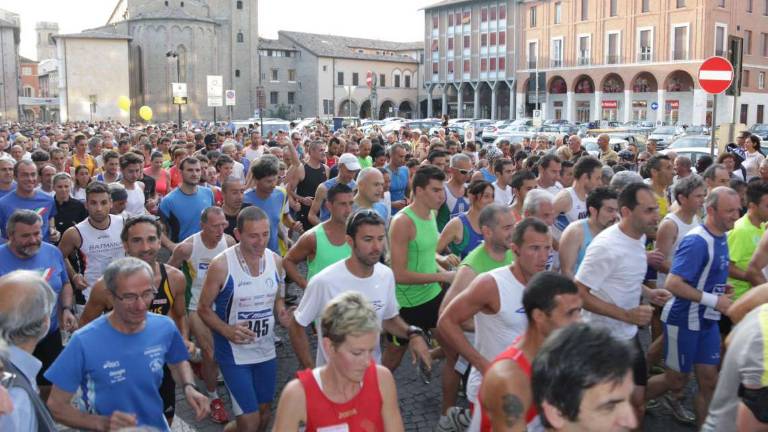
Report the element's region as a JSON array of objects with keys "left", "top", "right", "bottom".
[
  {"left": 207, "top": 75, "right": 223, "bottom": 107},
  {"left": 225, "top": 90, "right": 236, "bottom": 106},
  {"left": 532, "top": 109, "right": 542, "bottom": 119},
  {"left": 173, "top": 97, "right": 188, "bottom": 105},
  {"left": 601, "top": 100, "right": 618, "bottom": 109},
  {"left": 366, "top": 71, "right": 373, "bottom": 88},
  {"left": 464, "top": 124, "right": 475, "bottom": 143},
  {"left": 172, "top": 83, "right": 187, "bottom": 98},
  {"left": 650, "top": 102, "right": 659, "bottom": 111},
  {"left": 698, "top": 56, "right": 734, "bottom": 94}
]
